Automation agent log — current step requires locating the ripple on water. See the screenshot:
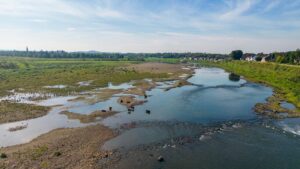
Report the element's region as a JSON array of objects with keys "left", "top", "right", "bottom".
[{"left": 277, "top": 118, "right": 300, "bottom": 136}]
